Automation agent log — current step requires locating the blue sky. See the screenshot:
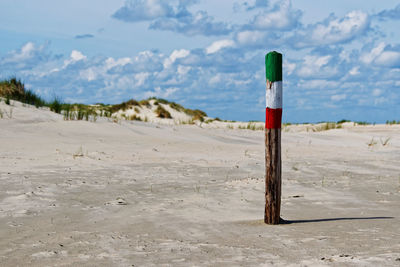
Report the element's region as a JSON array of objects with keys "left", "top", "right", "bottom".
[{"left": 1, "top": 0, "right": 399, "bottom": 122}]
